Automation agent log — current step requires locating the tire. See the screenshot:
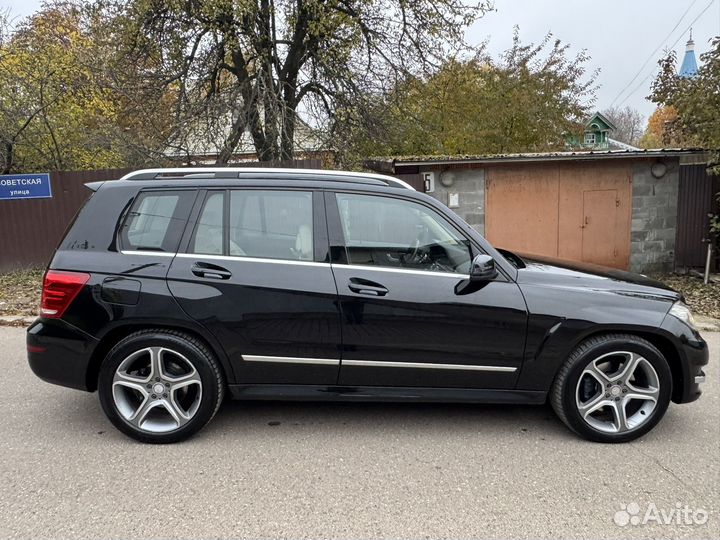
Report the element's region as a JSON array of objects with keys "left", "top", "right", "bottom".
[
  {"left": 98, "top": 329, "right": 224, "bottom": 443},
  {"left": 550, "top": 334, "right": 672, "bottom": 443}
]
